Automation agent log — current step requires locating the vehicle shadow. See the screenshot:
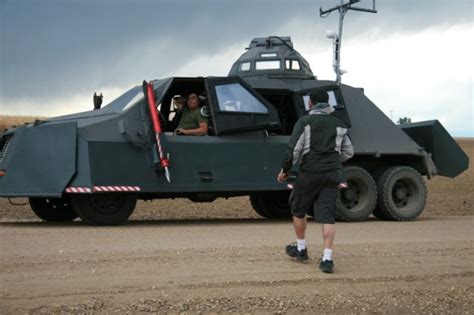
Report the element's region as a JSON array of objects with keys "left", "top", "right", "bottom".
[
  {"left": 0, "top": 215, "right": 440, "bottom": 228},
  {"left": 0, "top": 217, "right": 287, "bottom": 228}
]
